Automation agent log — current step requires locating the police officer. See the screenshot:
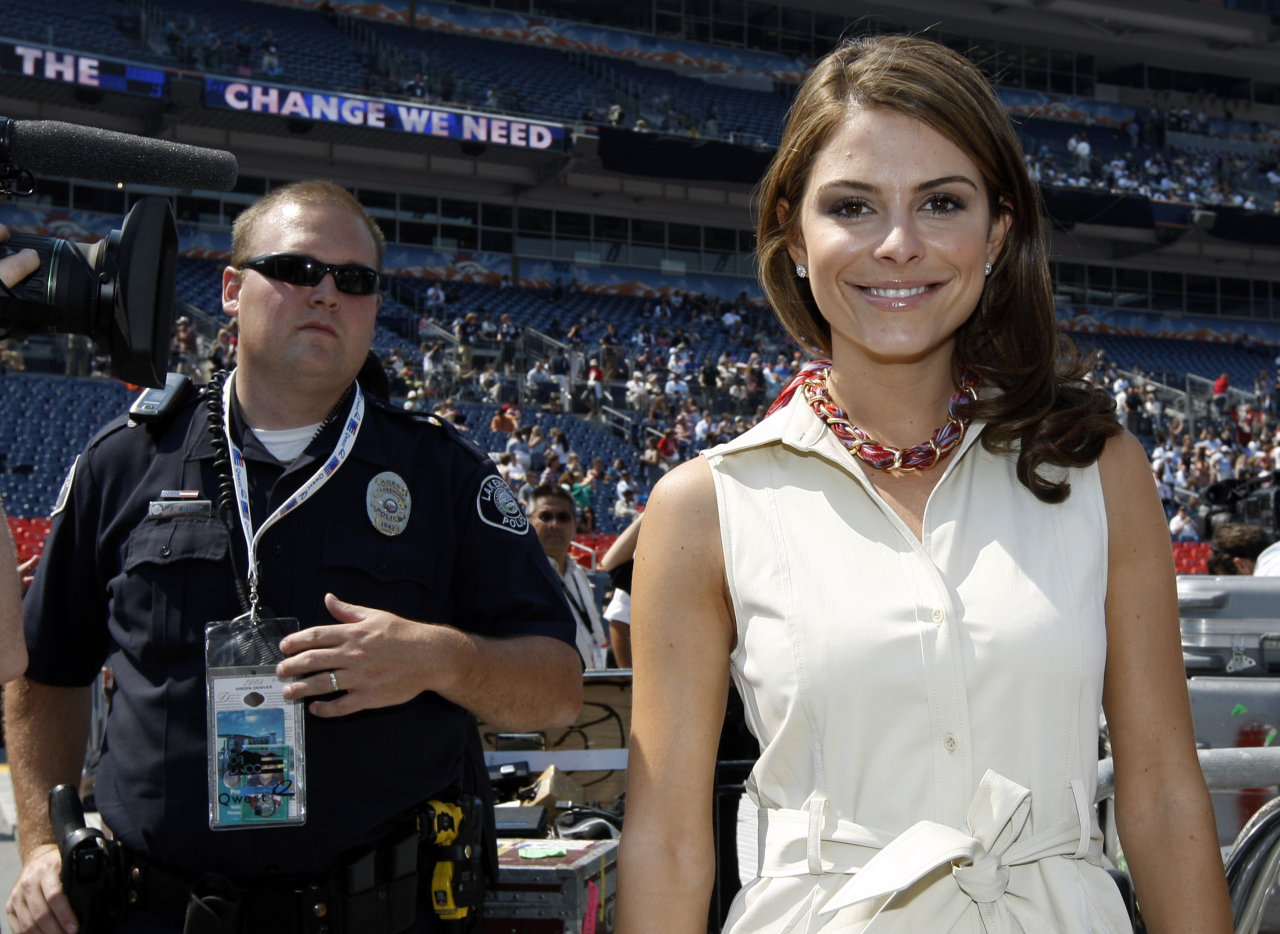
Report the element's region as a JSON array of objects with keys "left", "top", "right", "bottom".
[{"left": 6, "top": 181, "right": 583, "bottom": 933}]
